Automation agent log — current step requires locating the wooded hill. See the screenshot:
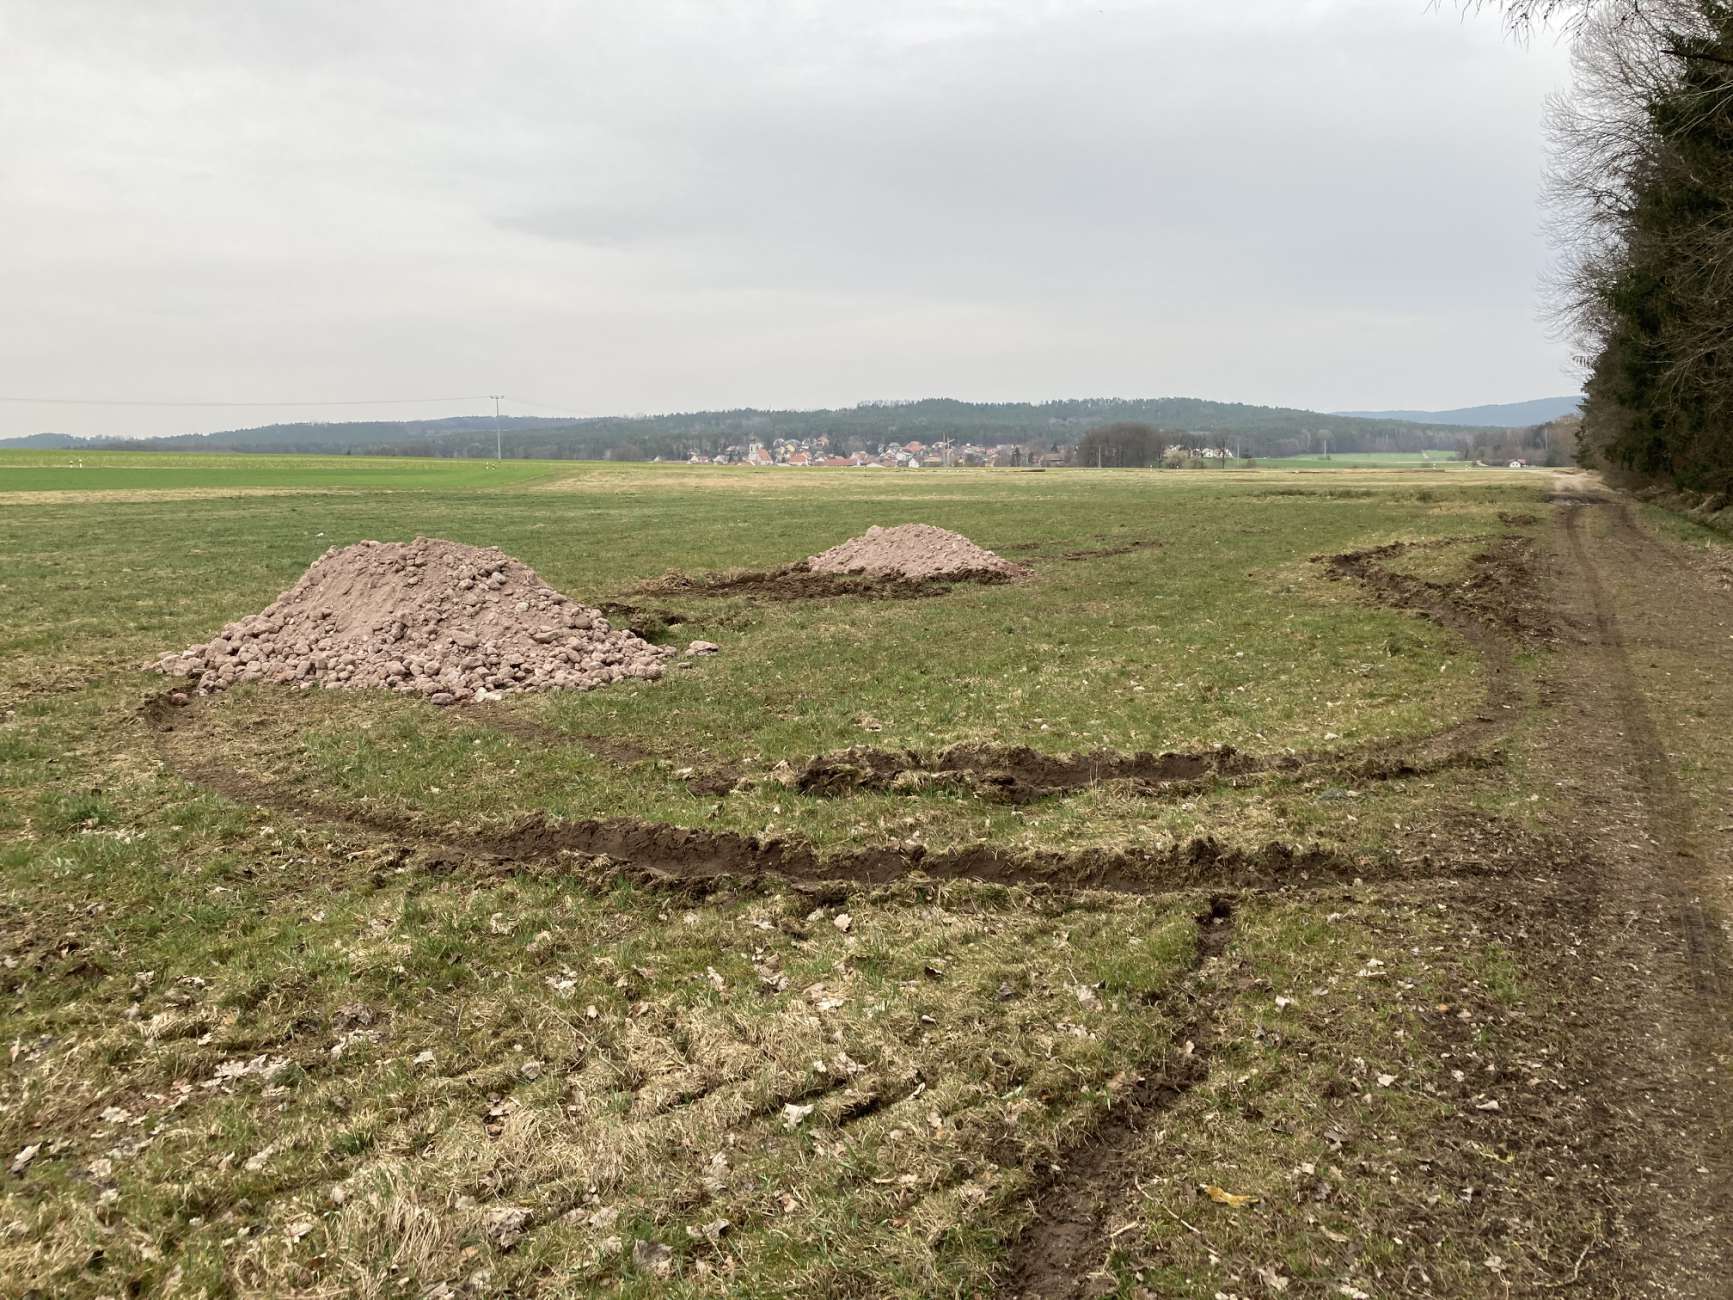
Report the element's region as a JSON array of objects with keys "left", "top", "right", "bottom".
[{"left": 6, "top": 396, "right": 1494, "bottom": 462}]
